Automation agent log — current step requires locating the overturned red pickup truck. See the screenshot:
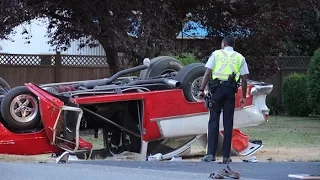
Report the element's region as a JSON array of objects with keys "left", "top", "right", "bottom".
[{"left": 0, "top": 56, "right": 273, "bottom": 160}]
